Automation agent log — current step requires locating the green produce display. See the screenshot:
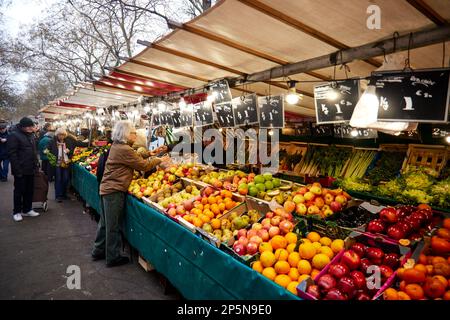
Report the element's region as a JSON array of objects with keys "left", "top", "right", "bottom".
[
  {"left": 365, "top": 151, "right": 406, "bottom": 184},
  {"left": 343, "top": 150, "right": 377, "bottom": 179}
]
